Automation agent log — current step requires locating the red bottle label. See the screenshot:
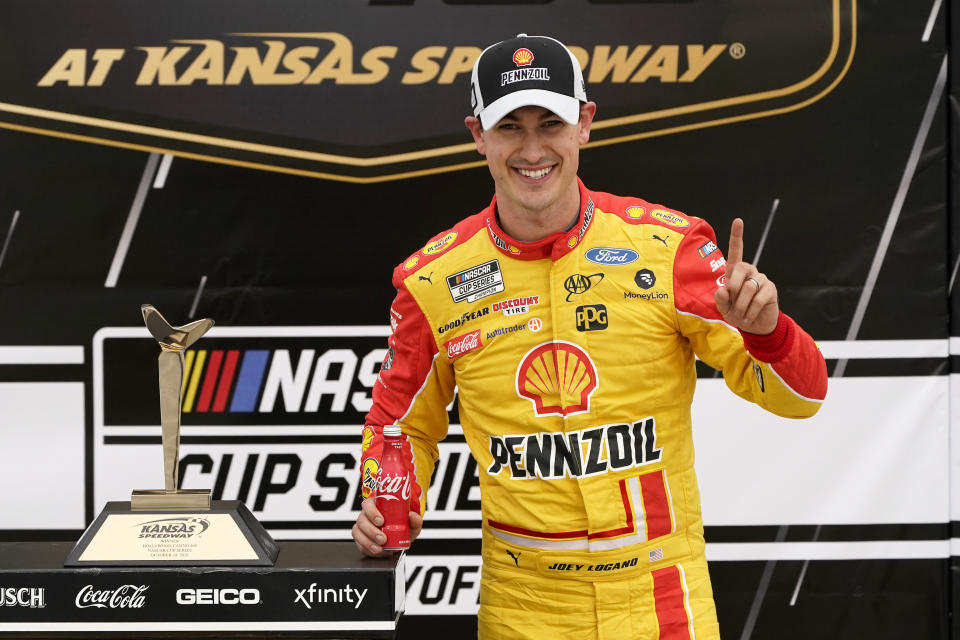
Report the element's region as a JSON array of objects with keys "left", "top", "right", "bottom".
[{"left": 375, "top": 438, "right": 411, "bottom": 550}]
